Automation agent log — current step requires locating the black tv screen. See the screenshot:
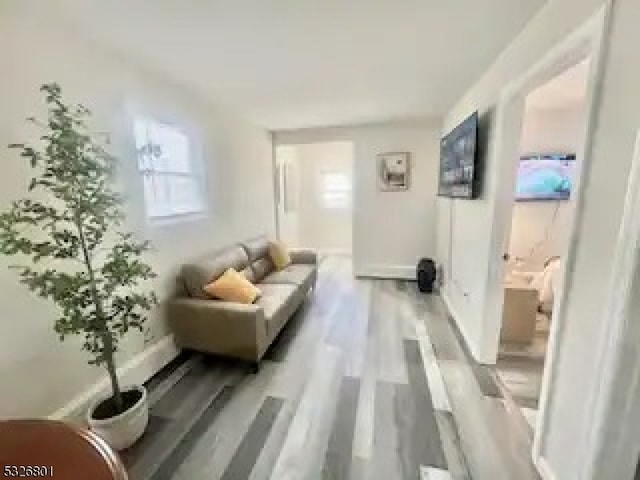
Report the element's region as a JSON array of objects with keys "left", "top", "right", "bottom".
[{"left": 438, "top": 112, "right": 479, "bottom": 199}]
